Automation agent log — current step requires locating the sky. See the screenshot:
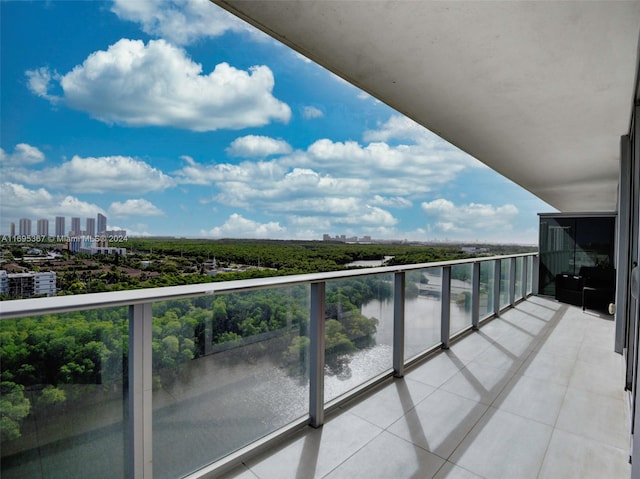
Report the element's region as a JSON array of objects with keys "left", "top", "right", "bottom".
[{"left": 0, "top": 0, "right": 553, "bottom": 244}]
